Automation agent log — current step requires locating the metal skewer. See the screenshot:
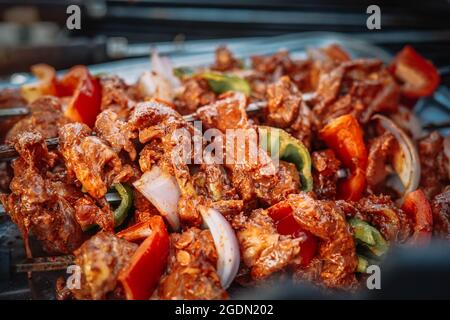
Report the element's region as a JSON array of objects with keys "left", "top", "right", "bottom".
[
  {"left": 0, "top": 192, "right": 122, "bottom": 217},
  {"left": 13, "top": 255, "right": 75, "bottom": 273},
  {"left": 0, "top": 101, "right": 268, "bottom": 161},
  {"left": 0, "top": 107, "right": 30, "bottom": 119}
]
